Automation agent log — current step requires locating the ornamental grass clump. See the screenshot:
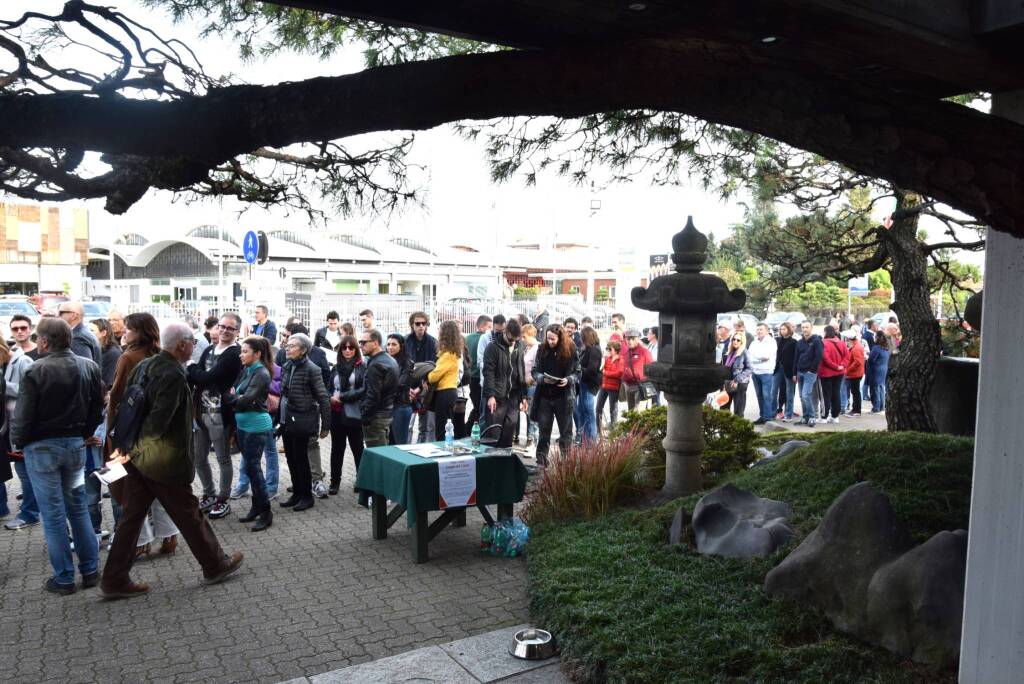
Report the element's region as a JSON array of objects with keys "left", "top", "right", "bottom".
[{"left": 522, "top": 430, "right": 648, "bottom": 525}]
